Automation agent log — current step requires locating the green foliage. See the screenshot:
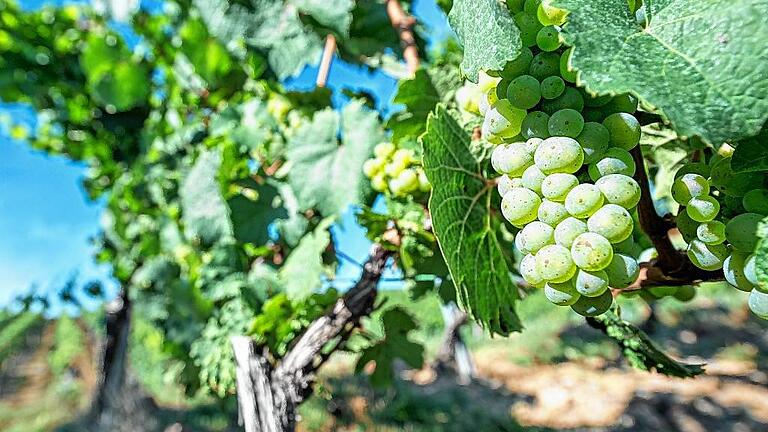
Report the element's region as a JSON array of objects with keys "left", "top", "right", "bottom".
[
  {"left": 732, "top": 125, "right": 768, "bottom": 173},
  {"left": 48, "top": 315, "right": 85, "bottom": 377},
  {"left": 421, "top": 106, "right": 521, "bottom": 335},
  {"left": 0, "top": 312, "right": 42, "bottom": 365},
  {"left": 280, "top": 218, "right": 334, "bottom": 301},
  {"left": 387, "top": 69, "right": 442, "bottom": 144}
]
